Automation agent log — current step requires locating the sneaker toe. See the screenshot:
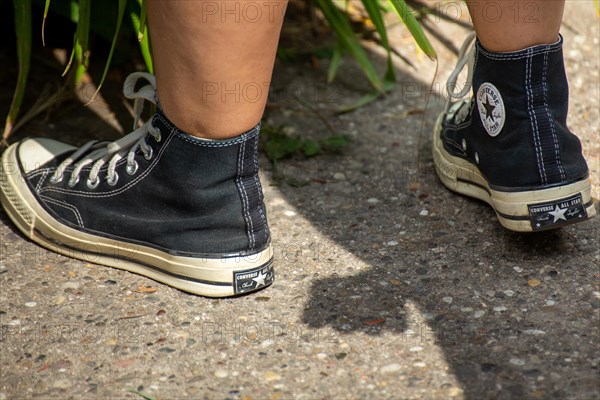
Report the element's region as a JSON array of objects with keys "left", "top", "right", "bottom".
[{"left": 18, "top": 138, "right": 76, "bottom": 173}]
